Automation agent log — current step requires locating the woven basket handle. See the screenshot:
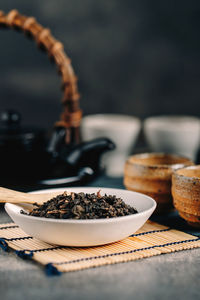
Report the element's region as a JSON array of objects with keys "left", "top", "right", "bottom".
[{"left": 0, "top": 9, "right": 82, "bottom": 144}]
